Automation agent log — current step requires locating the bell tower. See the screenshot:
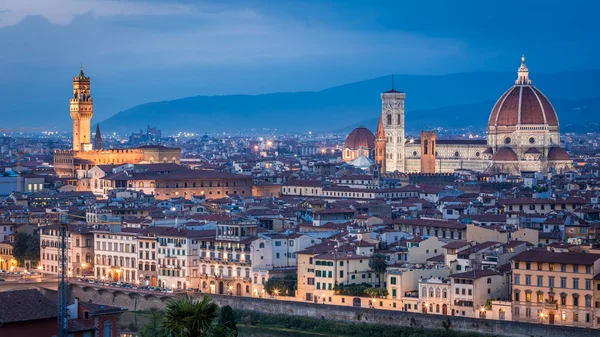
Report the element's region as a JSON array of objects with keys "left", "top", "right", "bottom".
[
  {"left": 420, "top": 130, "right": 436, "bottom": 173},
  {"left": 382, "top": 76, "right": 406, "bottom": 172},
  {"left": 70, "top": 65, "right": 93, "bottom": 151},
  {"left": 375, "top": 115, "right": 386, "bottom": 169}
]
